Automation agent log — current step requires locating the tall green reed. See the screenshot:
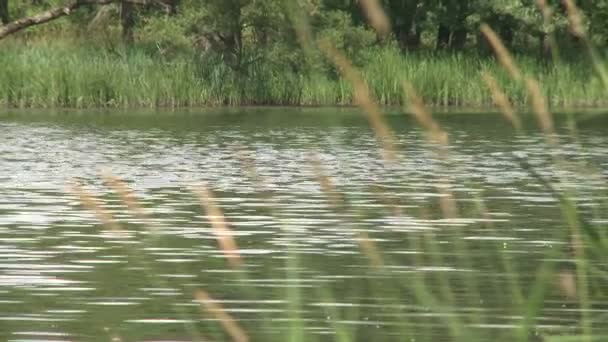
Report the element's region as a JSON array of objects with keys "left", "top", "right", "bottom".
[{"left": 0, "top": 39, "right": 606, "bottom": 108}]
